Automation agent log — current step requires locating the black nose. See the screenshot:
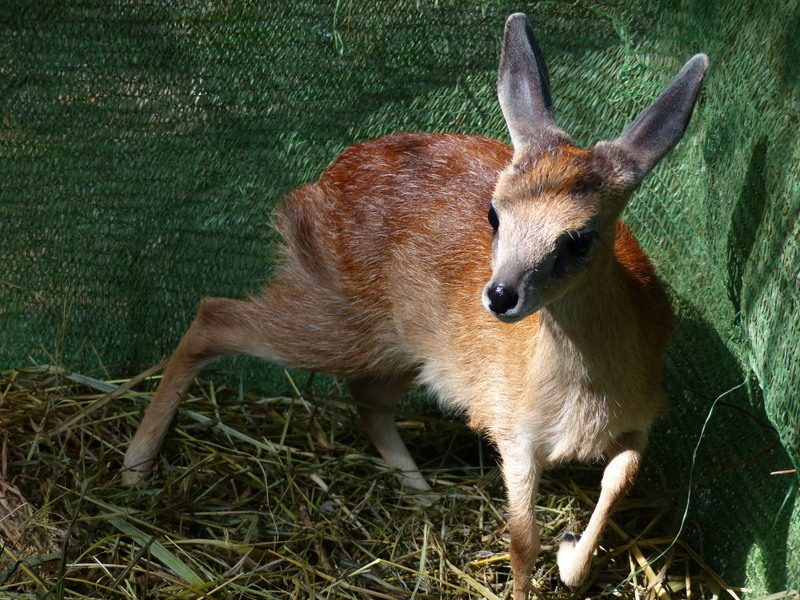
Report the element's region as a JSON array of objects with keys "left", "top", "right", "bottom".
[{"left": 487, "top": 283, "right": 519, "bottom": 314}]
